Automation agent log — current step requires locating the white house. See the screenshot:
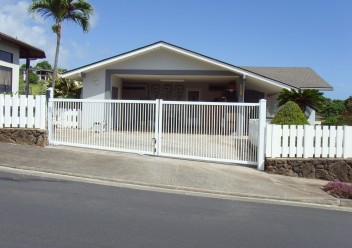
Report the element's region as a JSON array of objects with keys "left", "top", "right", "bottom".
[
  {"left": 0, "top": 32, "right": 46, "bottom": 94},
  {"left": 61, "top": 41, "right": 333, "bottom": 114}
]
